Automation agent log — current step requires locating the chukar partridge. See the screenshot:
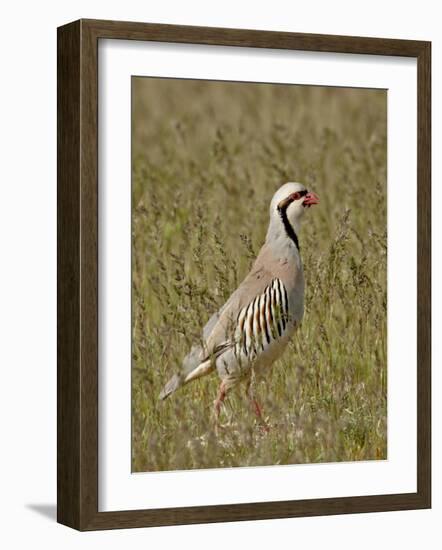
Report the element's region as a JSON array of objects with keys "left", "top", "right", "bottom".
[{"left": 159, "top": 182, "right": 319, "bottom": 428}]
